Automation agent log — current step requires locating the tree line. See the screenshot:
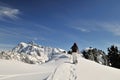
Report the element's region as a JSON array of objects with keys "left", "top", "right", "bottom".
[{"left": 68, "top": 45, "right": 120, "bottom": 69}]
